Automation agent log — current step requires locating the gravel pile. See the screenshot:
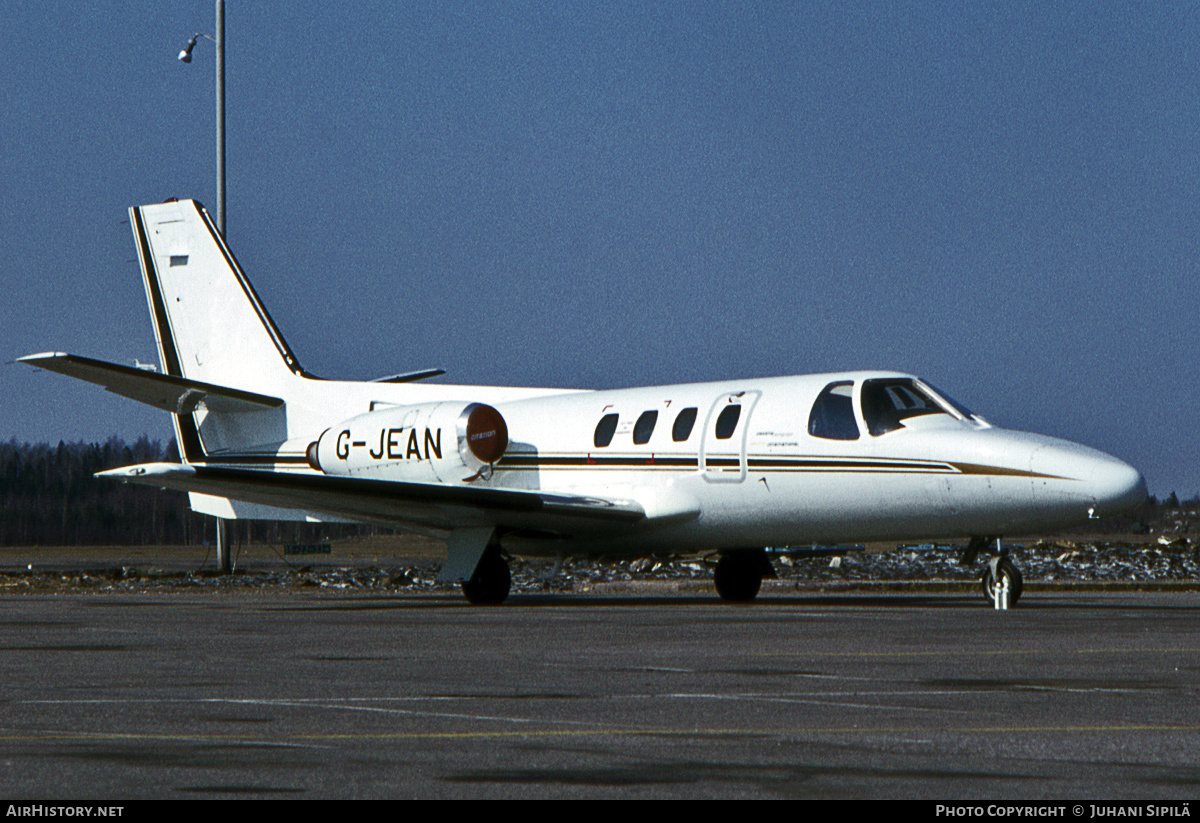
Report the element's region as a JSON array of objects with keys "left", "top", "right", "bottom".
[
  {"left": 1, "top": 537, "right": 1195, "bottom": 594},
  {"left": 778, "top": 537, "right": 1199, "bottom": 583},
  {"left": 527, "top": 537, "right": 1200, "bottom": 593}
]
